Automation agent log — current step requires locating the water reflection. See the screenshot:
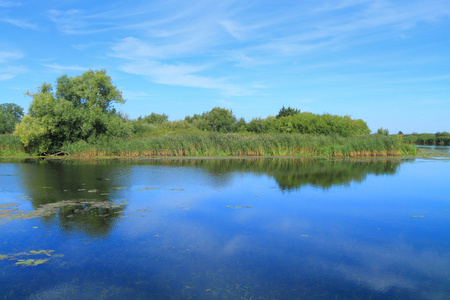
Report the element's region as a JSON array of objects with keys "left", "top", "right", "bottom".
[
  {"left": 131, "top": 157, "right": 403, "bottom": 190},
  {"left": 15, "top": 160, "right": 132, "bottom": 237},
  {"left": 4, "top": 158, "right": 405, "bottom": 237}
]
